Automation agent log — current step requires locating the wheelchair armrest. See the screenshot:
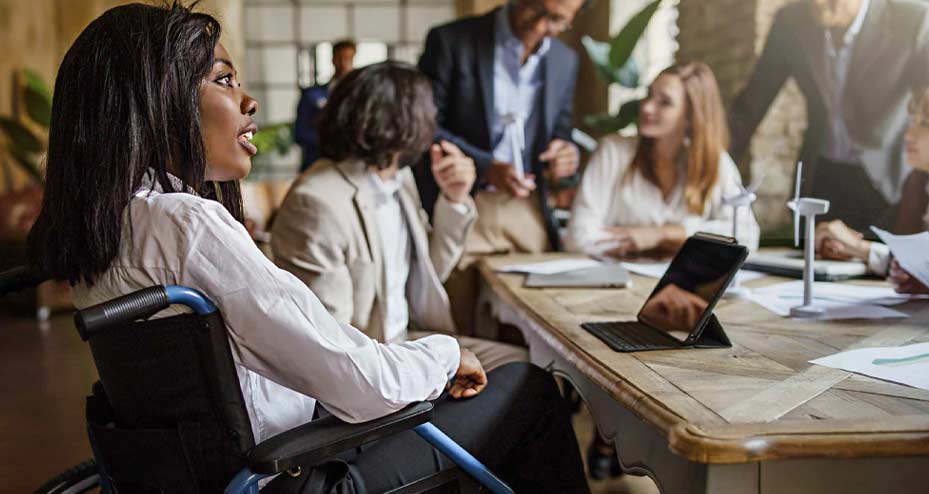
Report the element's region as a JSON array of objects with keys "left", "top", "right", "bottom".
[
  {"left": 0, "top": 265, "right": 47, "bottom": 297},
  {"left": 247, "top": 401, "right": 434, "bottom": 474}
]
